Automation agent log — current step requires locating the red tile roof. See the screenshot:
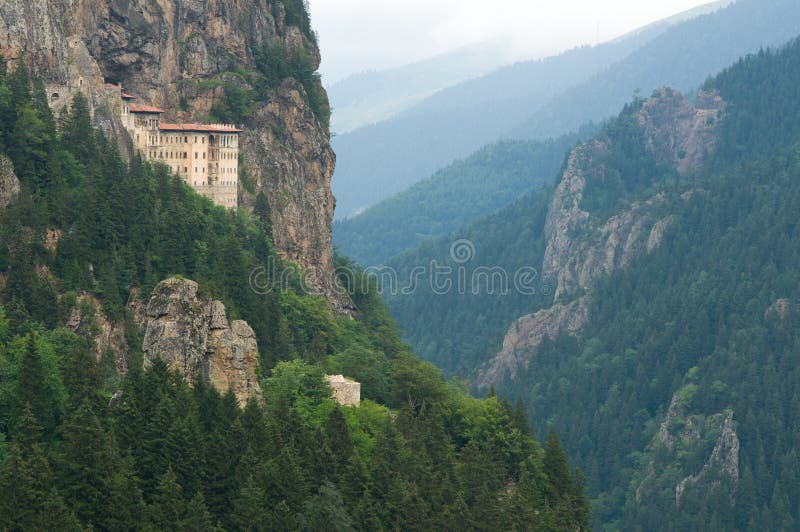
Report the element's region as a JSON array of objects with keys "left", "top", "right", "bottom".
[
  {"left": 129, "top": 103, "right": 164, "bottom": 114},
  {"left": 121, "top": 93, "right": 136, "bottom": 100},
  {"left": 159, "top": 123, "right": 241, "bottom": 133},
  {"left": 104, "top": 83, "right": 119, "bottom": 90}
]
